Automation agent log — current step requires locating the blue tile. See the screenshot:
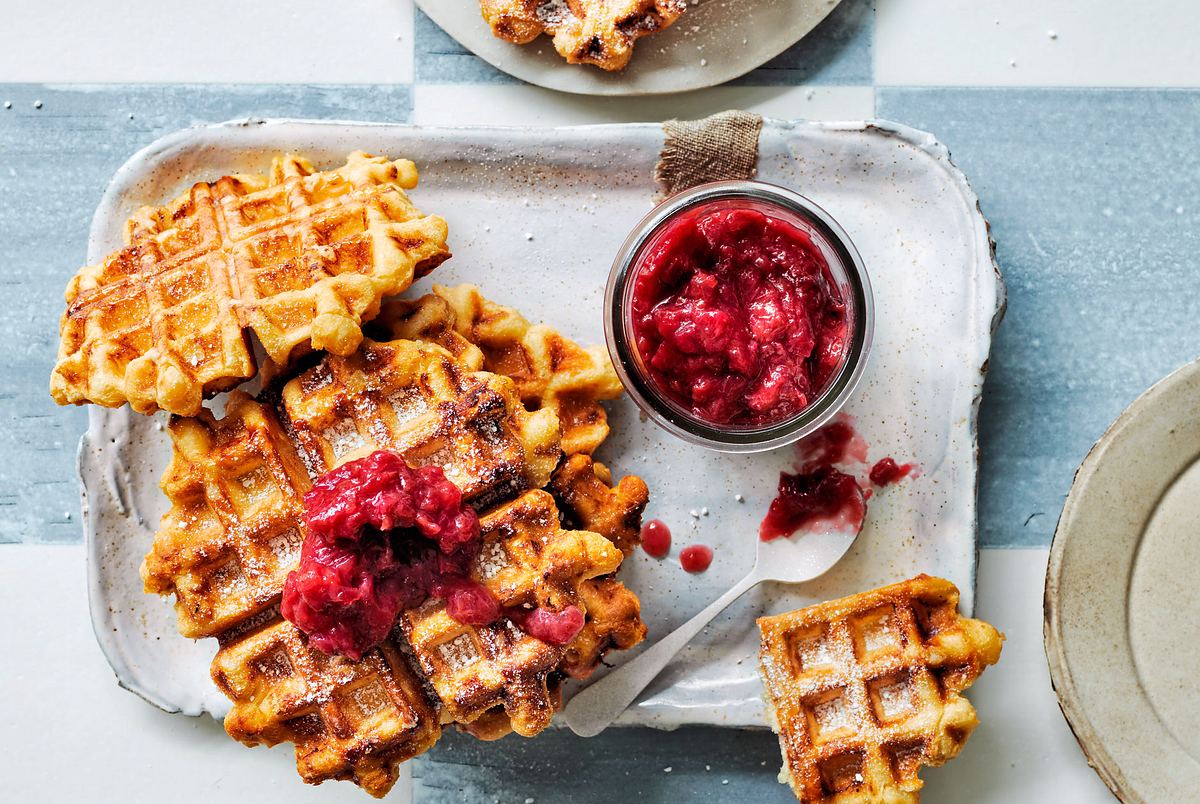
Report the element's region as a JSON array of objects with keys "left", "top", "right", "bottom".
[
  {"left": 416, "top": 0, "right": 873, "bottom": 86},
  {"left": 733, "top": 0, "right": 873, "bottom": 86},
  {"left": 415, "top": 727, "right": 793, "bottom": 803},
  {"left": 415, "top": 8, "right": 518, "bottom": 85},
  {"left": 0, "top": 84, "right": 411, "bottom": 544},
  {"left": 877, "top": 88, "right": 1200, "bottom": 547}
]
